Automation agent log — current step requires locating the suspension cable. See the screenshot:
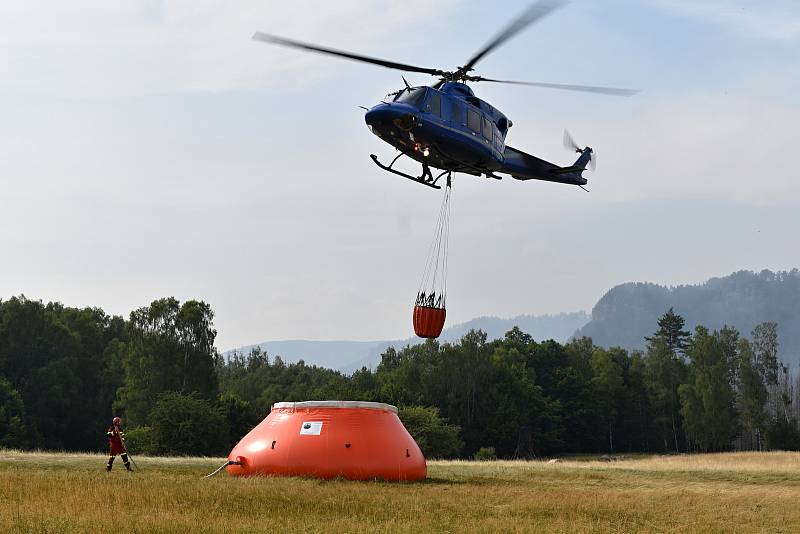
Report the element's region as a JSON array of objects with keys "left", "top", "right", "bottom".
[{"left": 416, "top": 179, "right": 453, "bottom": 307}]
